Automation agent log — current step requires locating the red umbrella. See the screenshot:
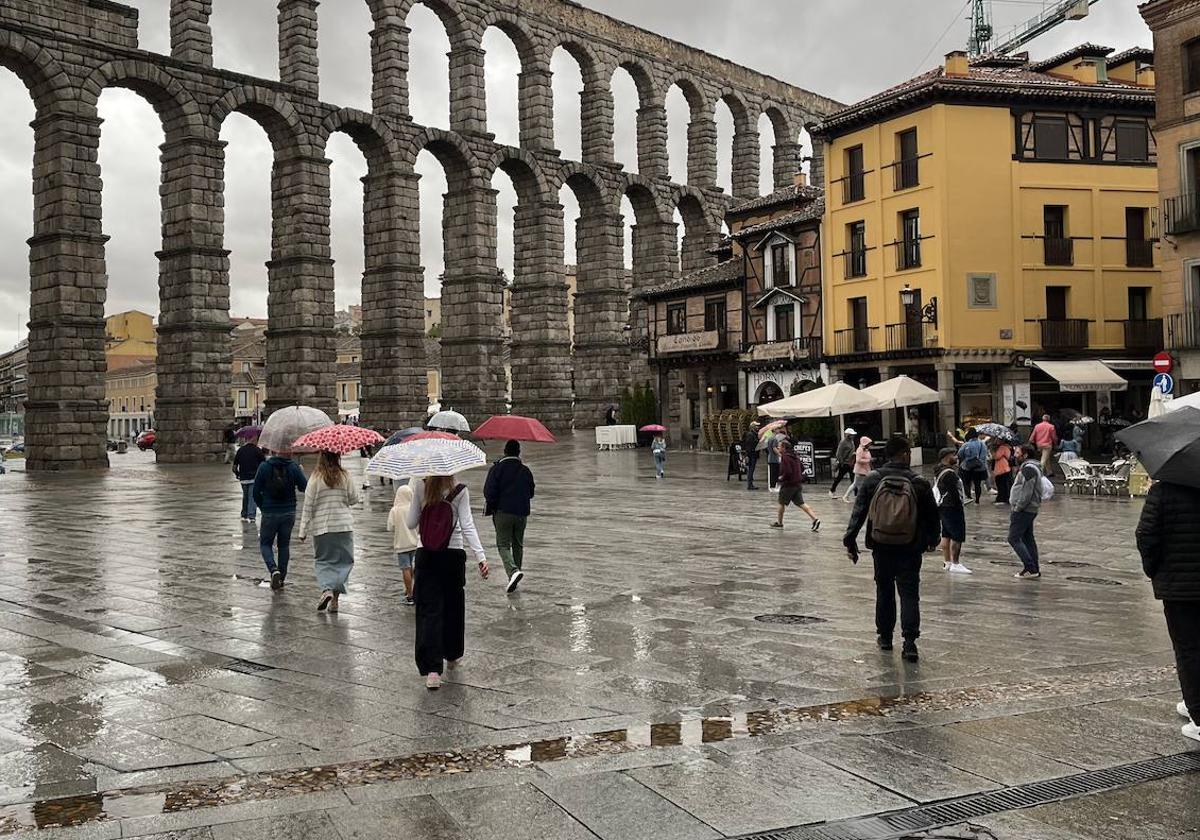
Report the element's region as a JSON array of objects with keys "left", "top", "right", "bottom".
[
  {"left": 640, "top": 424, "right": 667, "bottom": 433},
  {"left": 292, "top": 424, "right": 383, "bottom": 454},
  {"left": 473, "top": 415, "right": 557, "bottom": 443}
]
